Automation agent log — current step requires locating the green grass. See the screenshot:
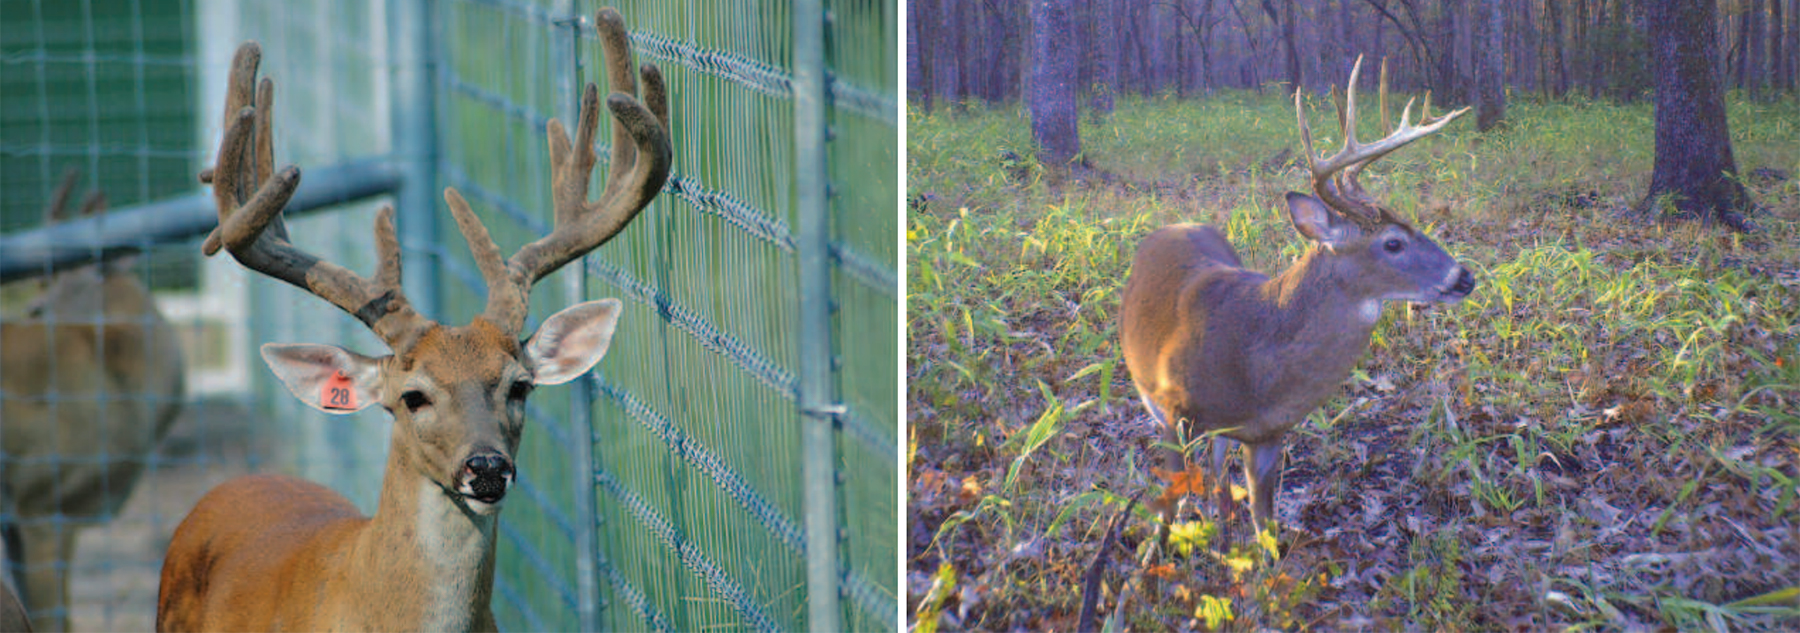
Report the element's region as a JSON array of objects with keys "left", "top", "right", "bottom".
[{"left": 906, "top": 91, "right": 1800, "bottom": 630}]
